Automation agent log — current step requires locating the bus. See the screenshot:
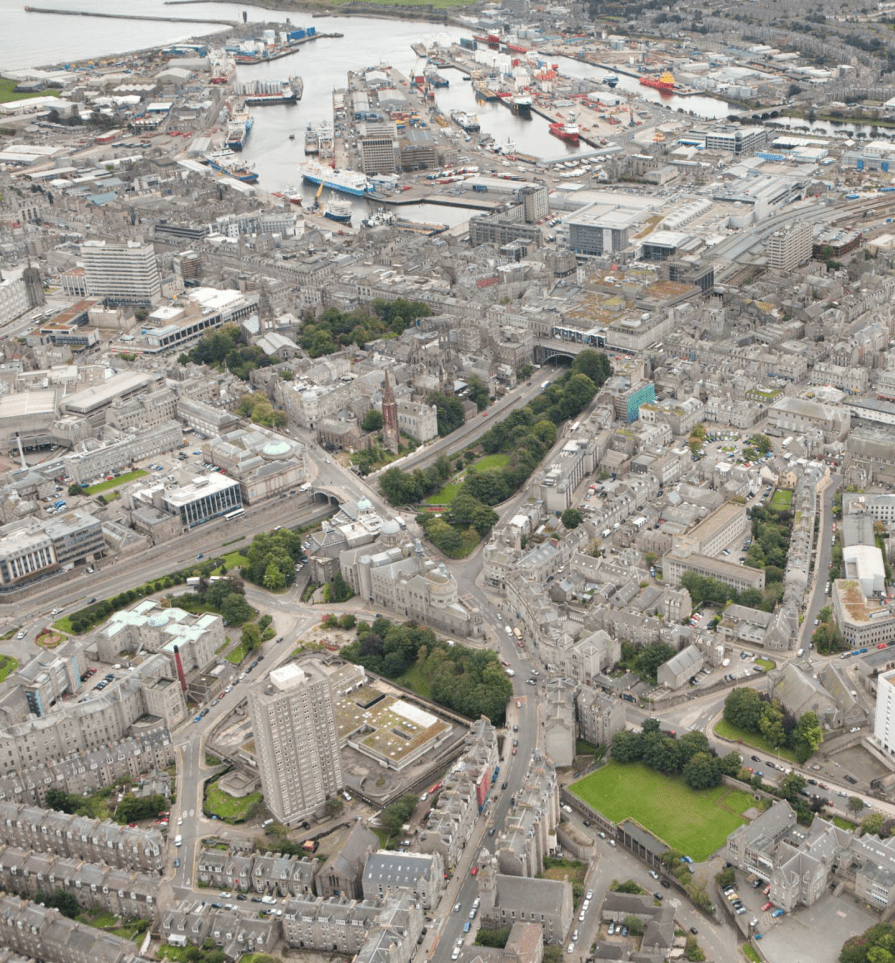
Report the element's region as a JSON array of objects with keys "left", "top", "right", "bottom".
[{"left": 224, "top": 508, "right": 246, "bottom": 521}]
